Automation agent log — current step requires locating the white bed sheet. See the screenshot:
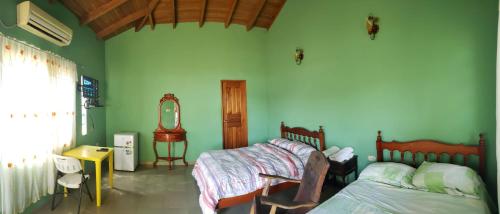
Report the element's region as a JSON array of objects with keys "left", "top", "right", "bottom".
[{"left": 309, "top": 179, "right": 495, "bottom": 214}]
